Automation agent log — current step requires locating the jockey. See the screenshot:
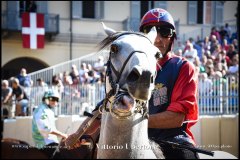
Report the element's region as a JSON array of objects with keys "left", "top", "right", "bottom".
[
  {"left": 139, "top": 8, "right": 199, "bottom": 159},
  {"left": 32, "top": 89, "right": 68, "bottom": 158},
  {"left": 65, "top": 8, "right": 199, "bottom": 159}
]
